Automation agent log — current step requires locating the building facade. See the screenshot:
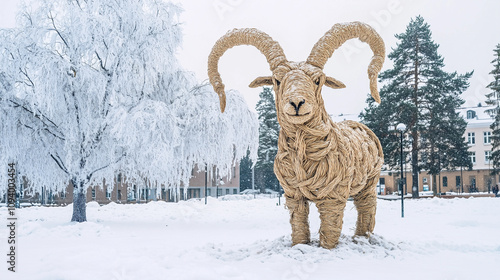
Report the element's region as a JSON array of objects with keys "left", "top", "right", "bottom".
[
  {"left": 4, "top": 163, "right": 240, "bottom": 205},
  {"left": 379, "top": 105, "right": 497, "bottom": 194}
]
